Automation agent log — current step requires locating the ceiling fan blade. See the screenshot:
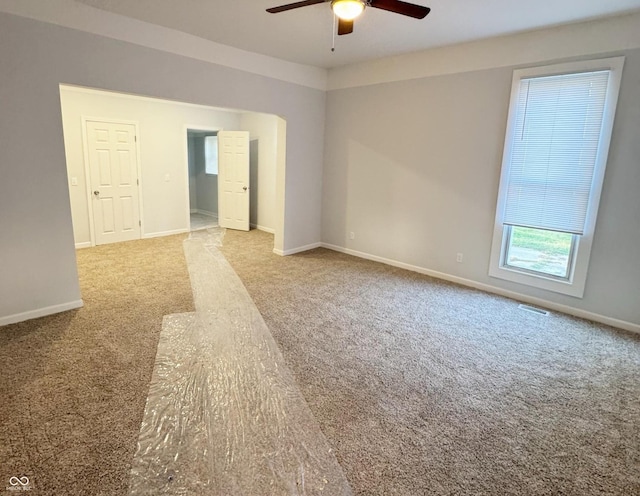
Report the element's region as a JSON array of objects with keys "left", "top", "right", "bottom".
[
  {"left": 369, "top": 0, "right": 430, "bottom": 19},
  {"left": 338, "top": 18, "right": 354, "bottom": 35},
  {"left": 266, "top": 0, "right": 326, "bottom": 14}
]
